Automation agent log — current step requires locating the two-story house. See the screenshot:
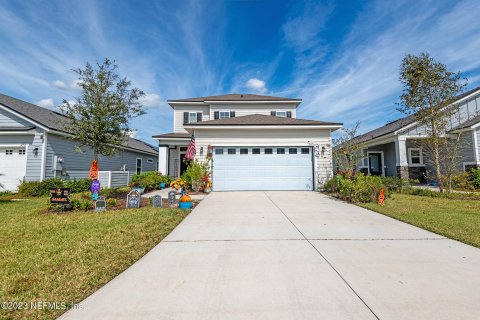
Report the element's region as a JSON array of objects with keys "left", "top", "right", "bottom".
[{"left": 153, "top": 94, "right": 342, "bottom": 191}]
